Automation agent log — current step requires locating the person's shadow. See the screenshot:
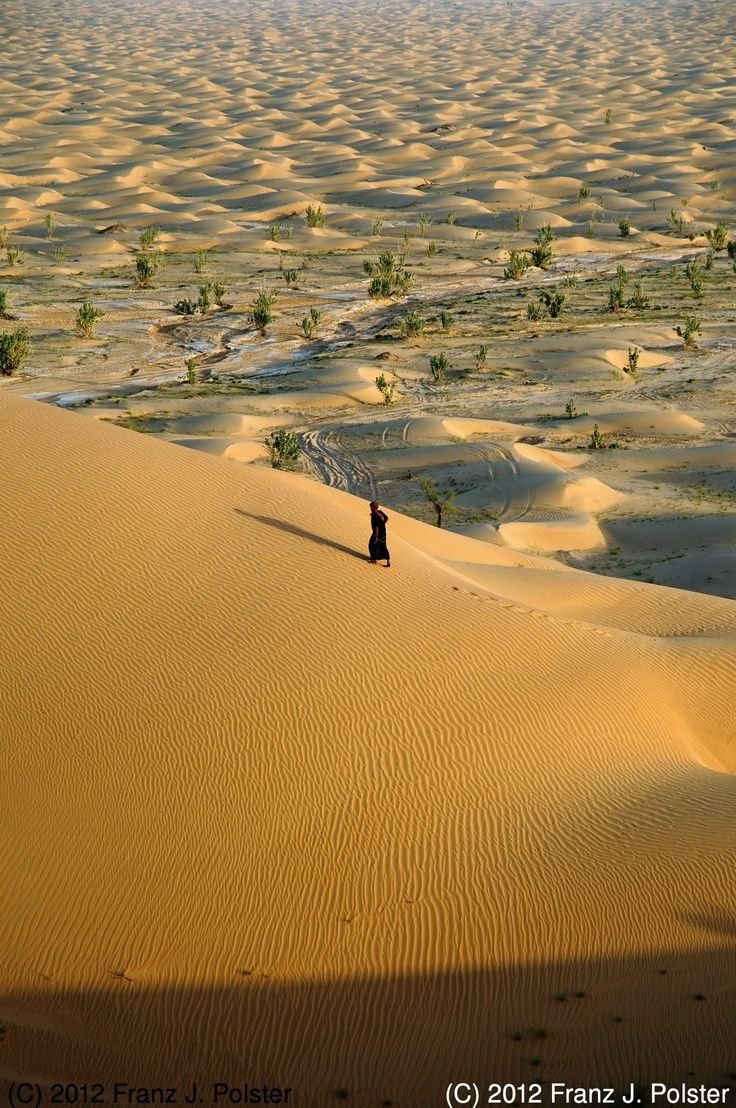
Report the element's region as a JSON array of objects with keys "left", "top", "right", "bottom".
[{"left": 234, "top": 509, "right": 368, "bottom": 562}]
